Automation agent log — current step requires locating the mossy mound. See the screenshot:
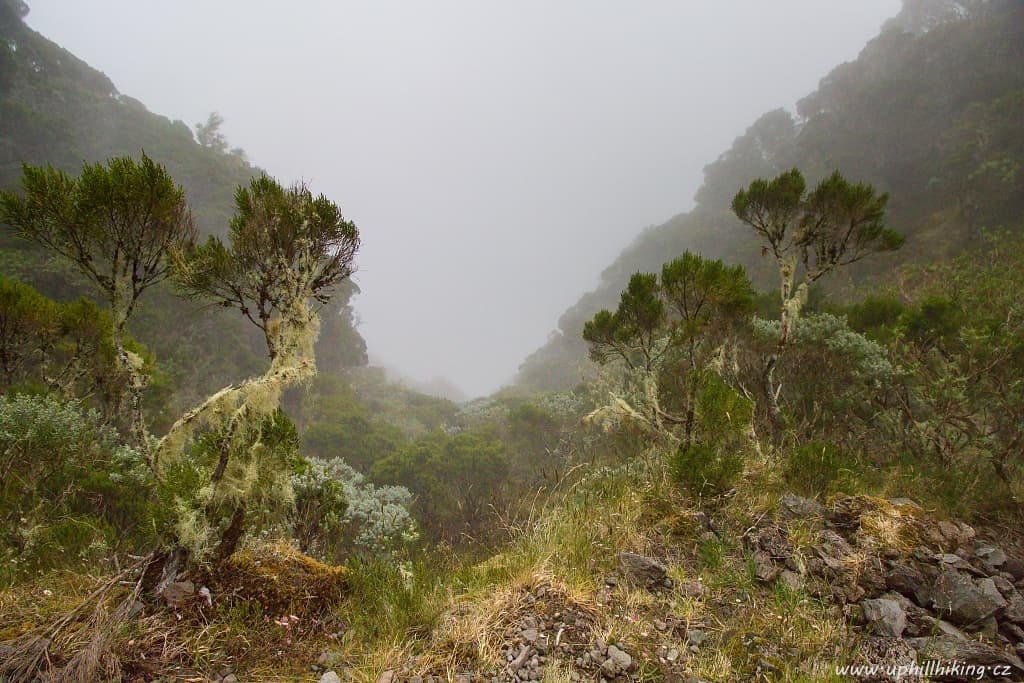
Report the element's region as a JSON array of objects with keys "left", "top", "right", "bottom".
[{"left": 209, "top": 541, "right": 347, "bottom": 617}]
